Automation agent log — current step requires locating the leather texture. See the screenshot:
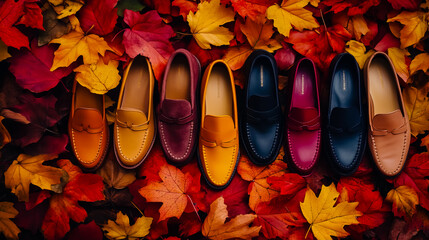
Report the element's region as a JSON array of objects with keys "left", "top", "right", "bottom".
[
  {"left": 114, "top": 56, "right": 156, "bottom": 169},
  {"left": 286, "top": 58, "right": 321, "bottom": 175},
  {"left": 241, "top": 50, "right": 283, "bottom": 165},
  {"left": 326, "top": 53, "right": 367, "bottom": 176},
  {"left": 198, "top": 60, "right": 239, "bottom": 189},
  {"left": 157, "top": 49, "right": 201, "bottom": 165},
  {"left": 364, "top": 51, "right": 411, "bottom": 177},
  {"left": 68, "top": 80, "right": 108, "bottom": 170}
]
